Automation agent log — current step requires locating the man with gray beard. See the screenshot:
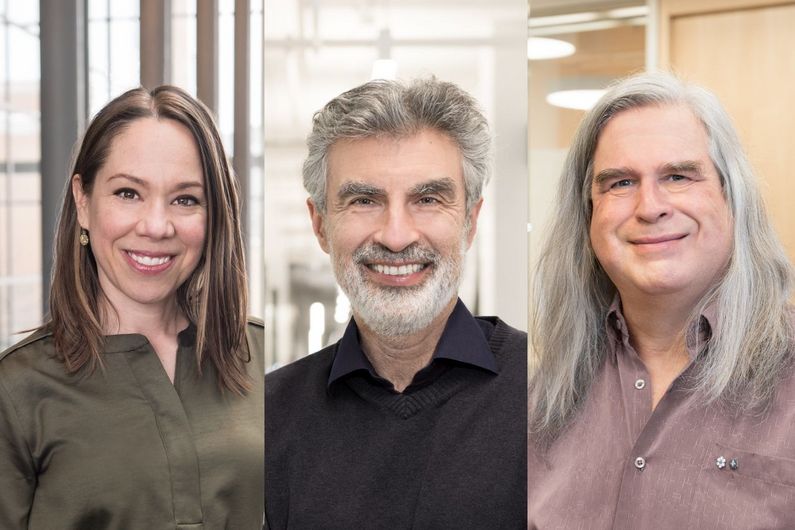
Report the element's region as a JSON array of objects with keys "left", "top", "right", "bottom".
[{"left": 265, "top": 78, "right": 527, "bottom": 529}]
